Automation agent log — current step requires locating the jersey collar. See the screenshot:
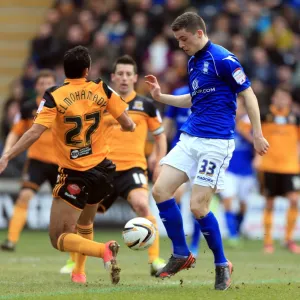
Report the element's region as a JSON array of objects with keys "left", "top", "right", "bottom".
[
  {"left": 64, "top": 78, "right": 87, "bottom": 84},
  {"left": 123, "top": 90, "right": 136, "bottom": 103},
  {"left": 194, "top": 40, "right": 212, "bottom": 58}
]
